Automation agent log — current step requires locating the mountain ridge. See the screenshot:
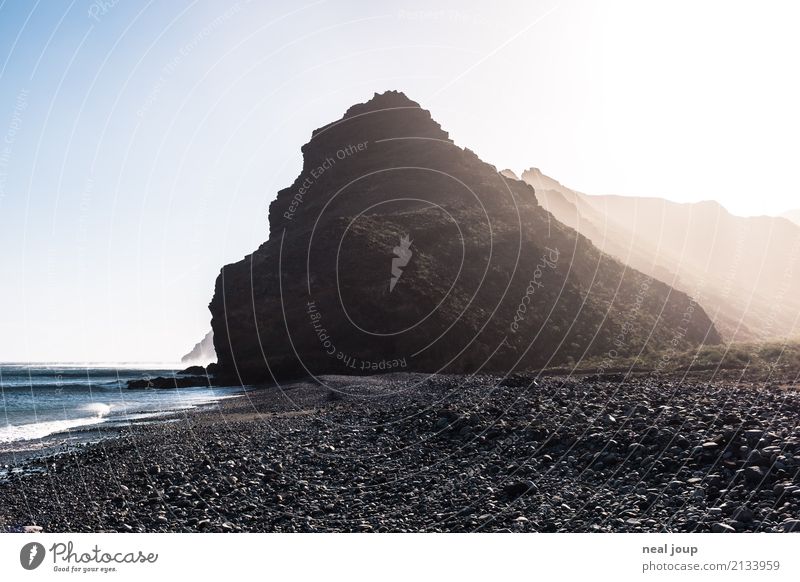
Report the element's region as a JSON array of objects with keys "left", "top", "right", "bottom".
[
  {"left": 519, "top": 168, "right": 800, "bottom": 341},
  {"left": 208, "top": 91, "right": 720, "bottom": 381},
  {"left": 782, "top": 209, "right": 800, "bottom": 227},
  {"left": 180, "top": 330, "right": 216, "bottom": 365}
]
